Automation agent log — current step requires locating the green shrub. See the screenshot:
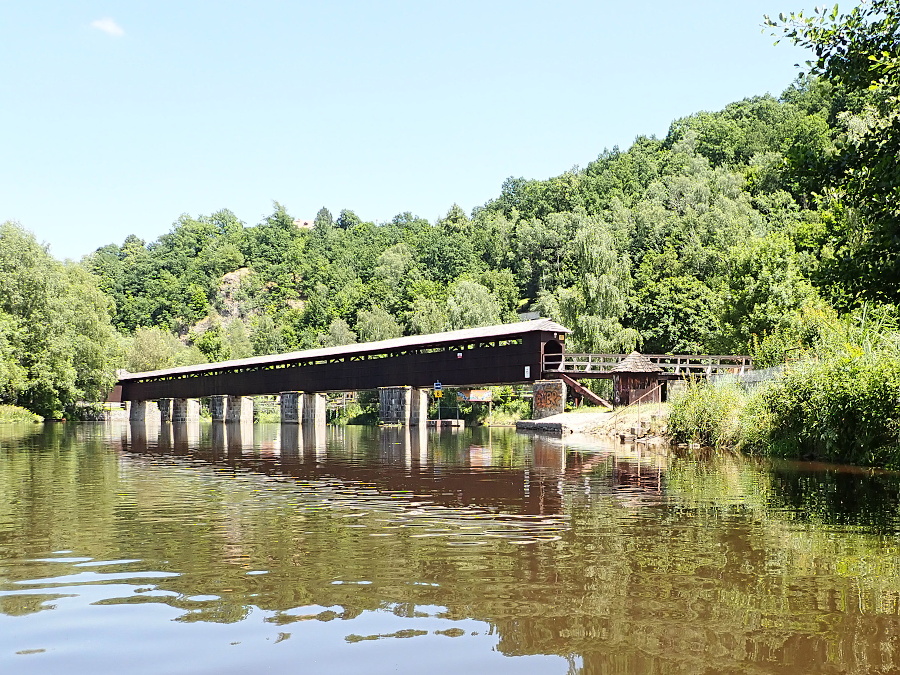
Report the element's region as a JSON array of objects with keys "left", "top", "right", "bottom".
[
  {"left": 255, "top": 410, "right": 281, "bottom": 423},
  {"left": 435, "top": 386, "right": 532, "bottom": 426},
  {"left": 739, "top": 307, "right": 900, "bottom": 466},
  {"left": 668, "top": 379, "right": 746, "bottom": 448},
  {"left": 328, "top": 402, "right": 379, "bottom": 425},
  {"left": 0, "top": 405, "right": 42, "bottom": 423},
  {"left": 329, "top": 391, "right": 380, "bottom": 425},
  {"left": 743, "top": 355, "right": 900, "bottom": 466},
  {"left": 486, "top": 398, "right": 531, "bottom": 425}
]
